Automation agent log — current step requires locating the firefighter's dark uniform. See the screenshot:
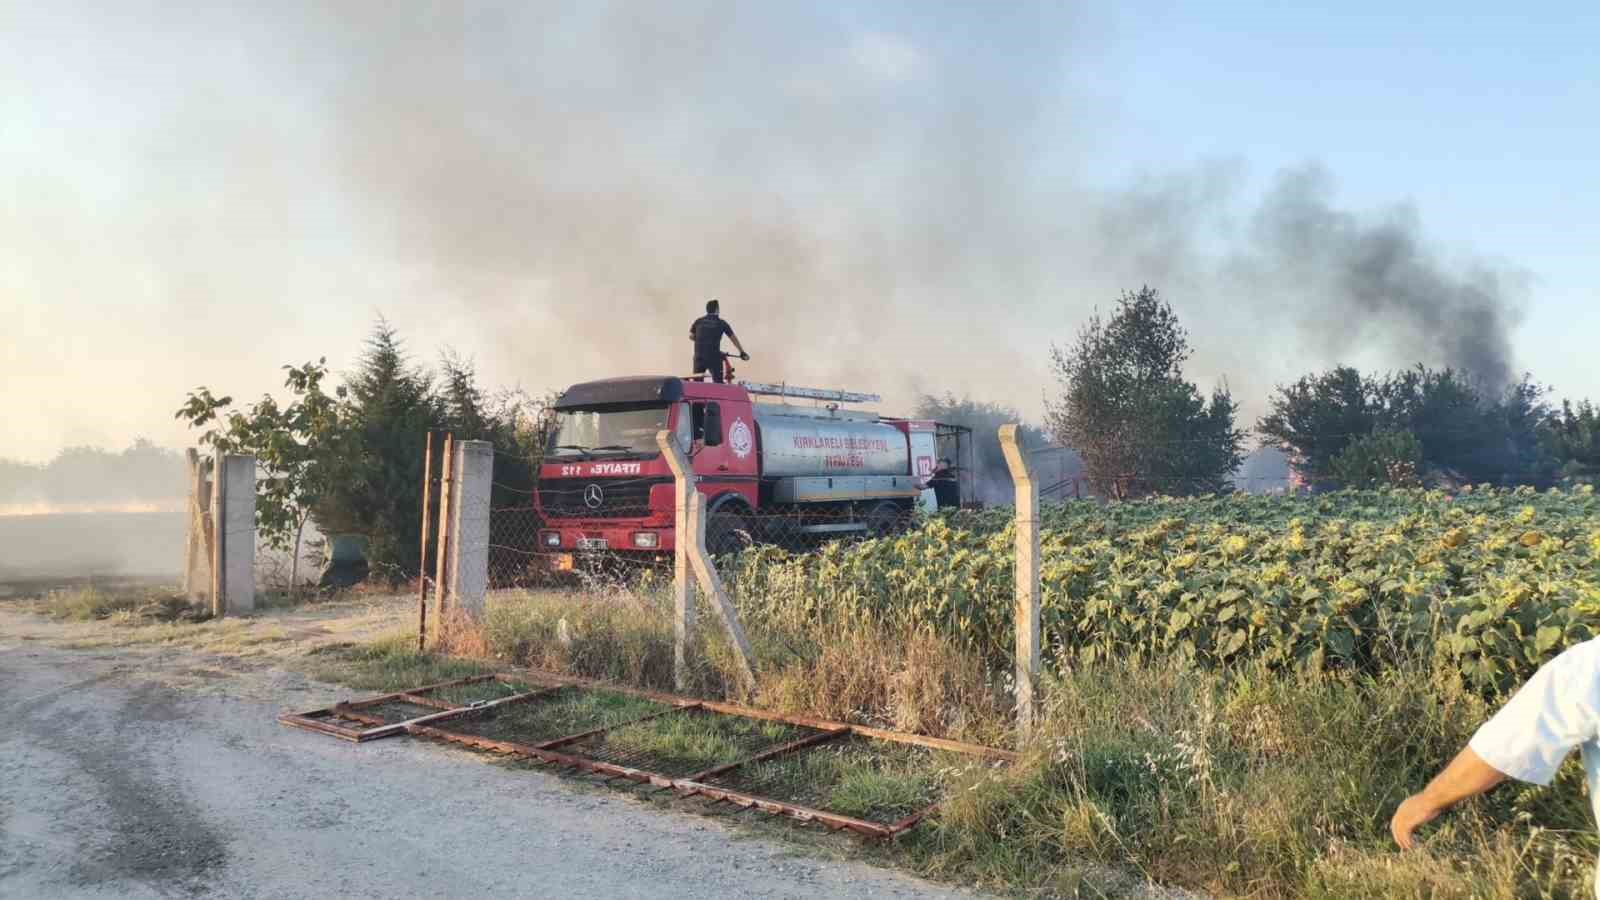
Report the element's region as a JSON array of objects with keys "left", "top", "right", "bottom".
[{"left": 690, "top": 313, "right": 737, "bottom": 383}]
